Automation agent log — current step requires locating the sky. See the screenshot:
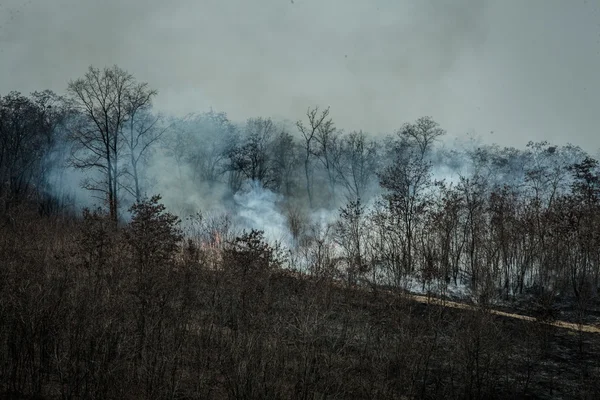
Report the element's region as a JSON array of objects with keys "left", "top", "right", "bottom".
[{"left": 0, "top": 0, "right": 599, "bottom": 150}]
